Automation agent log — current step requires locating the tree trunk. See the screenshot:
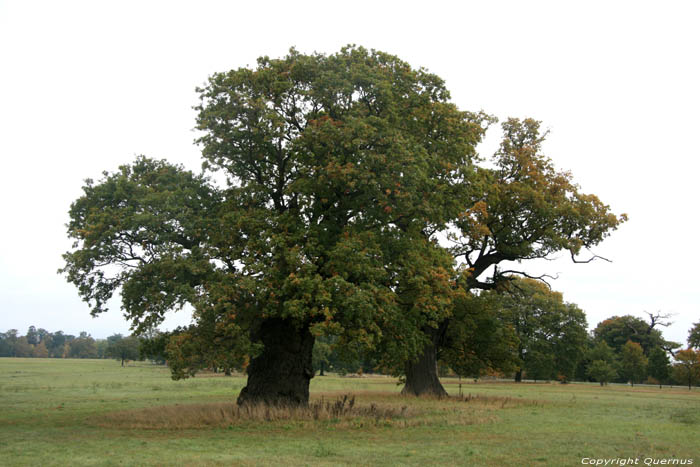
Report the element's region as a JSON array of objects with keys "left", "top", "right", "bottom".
[
  {"left": 401, "top": 327, "right": 448, "bottom": 397},
  {"left": 514, "top": 345, "right": 524, "bottom": 382},
  {"left": 237, "top": 318, "right": 315, "bottom": 406},
  {"left": 514, "top": 368, "right": 523, "bottom": 382}
]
